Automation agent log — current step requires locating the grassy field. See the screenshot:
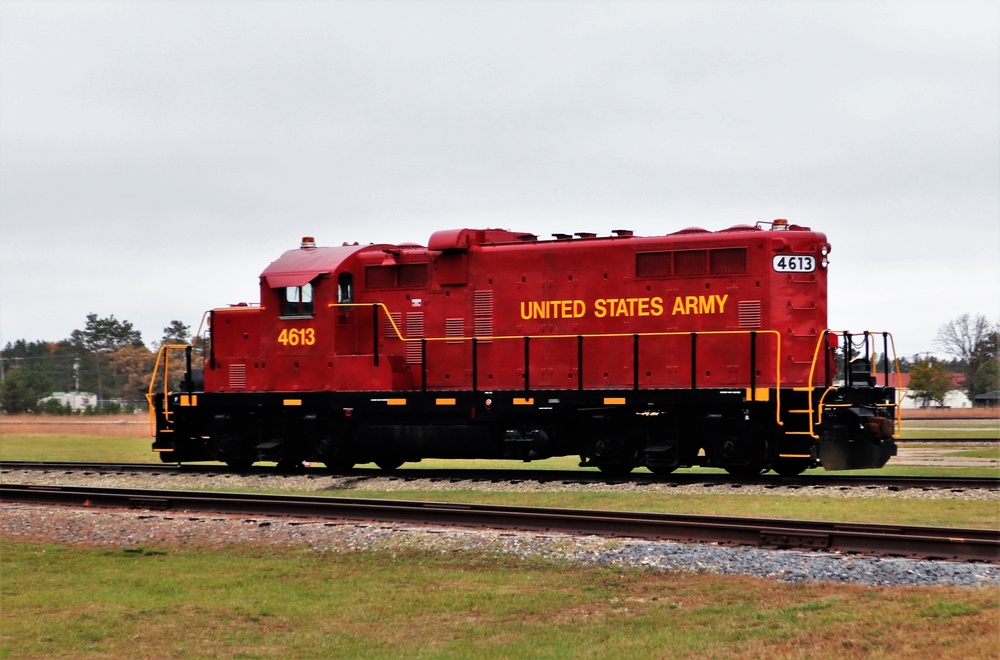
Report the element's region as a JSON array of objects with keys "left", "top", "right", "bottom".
[
  {"left": 3, "top": 421, "right": 999, "bottom": 657},
  {"left": 2, "top": 541, "right": 998, "bottom": 659}
]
